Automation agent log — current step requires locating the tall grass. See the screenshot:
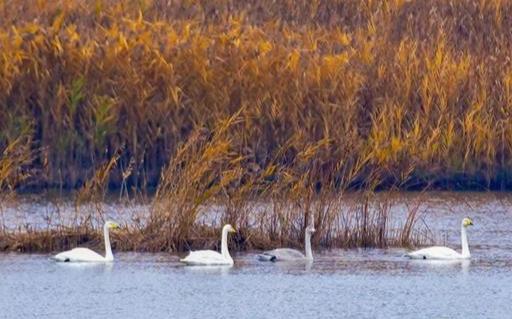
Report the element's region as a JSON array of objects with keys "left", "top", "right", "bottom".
[
  {"left": 0, "top": 115, "right": 427, "bottom": 252},
  {"left": 1, "top": 0, "right": 506, "bottom": 252},
  {"left": 1, "top": 0, "right": 512, "bottom": 190}
]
